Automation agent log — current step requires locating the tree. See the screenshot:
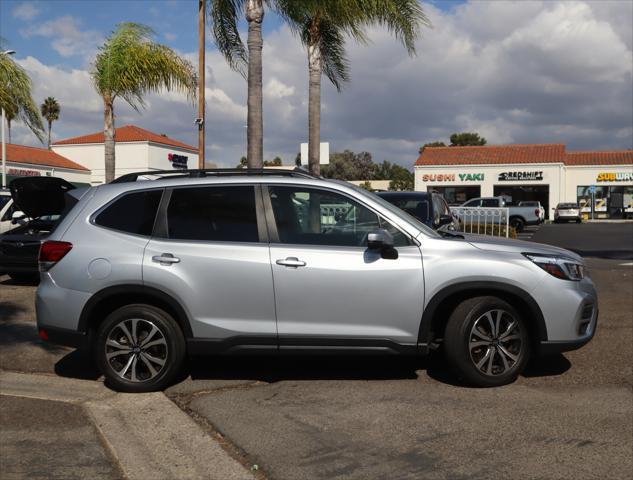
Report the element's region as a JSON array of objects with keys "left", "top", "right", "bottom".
[
  {"left": 4, "top": 101, "right": 17, "bottom": 143},
  {"left": 321, "top": 150, "right": 374, "bottom": 180},
  {"left": 210, "top": 0, "right": 266, "bottom": 168},
  {"left": 91, "top": 23, "right": 197, "bottom": 182},
  {"left": 283, "top": 0, "right": 429, "bottom": 176},
  {"left": 236, "top": 156, "right": 248, "bottom": 168},
  {"left": 0, "top": 38, "right": 45, "bottom": 143},
  {"left": 263, "top": 156, "right": 282, "bottom": 166},
  {"left": 449, "top": 132, "right": 486, "bottom": 146},
  {"left": 40, "top": 97, "right": 60, "bottom": 149},
  {"left": 389, "top": 164, "right": 413, "bottom": 191},
  {"left": 359, "top": 180, "right": 373, "bottom": 191},
  {"left": 419, "top": 141, "right": 445, "bottom": 153}
]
